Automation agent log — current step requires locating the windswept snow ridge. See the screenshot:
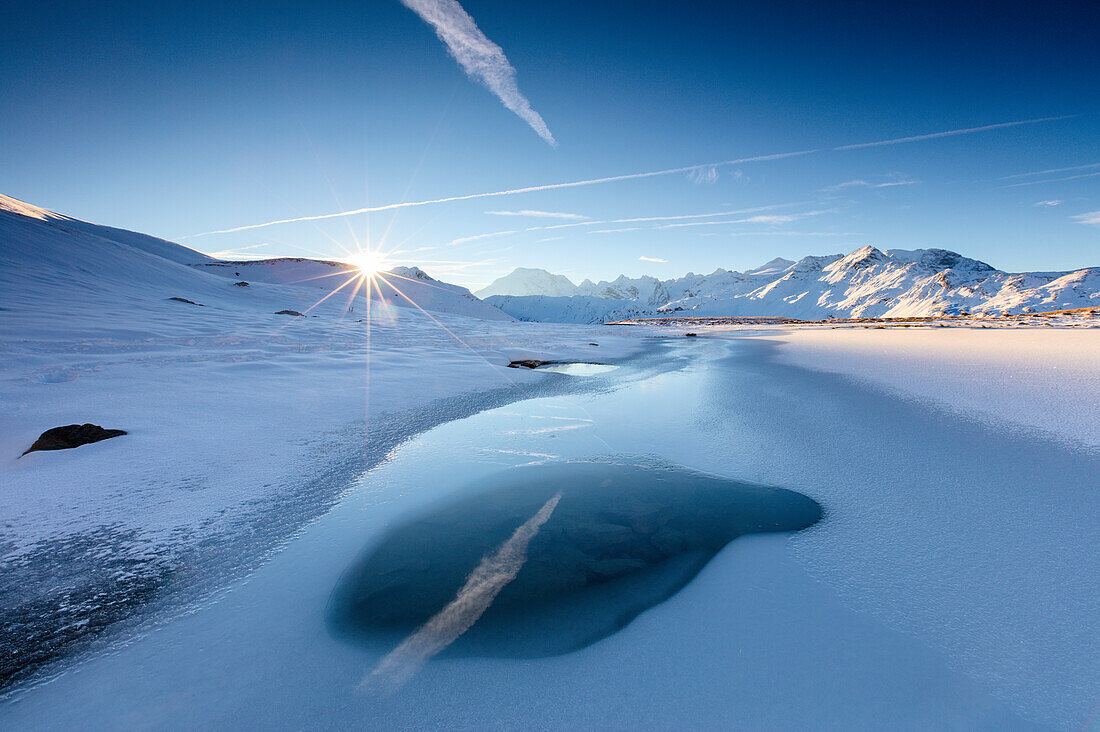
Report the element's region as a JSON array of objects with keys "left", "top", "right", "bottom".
[{"left": 482, "top": 246, "right": 1099, "bottom": 323}]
